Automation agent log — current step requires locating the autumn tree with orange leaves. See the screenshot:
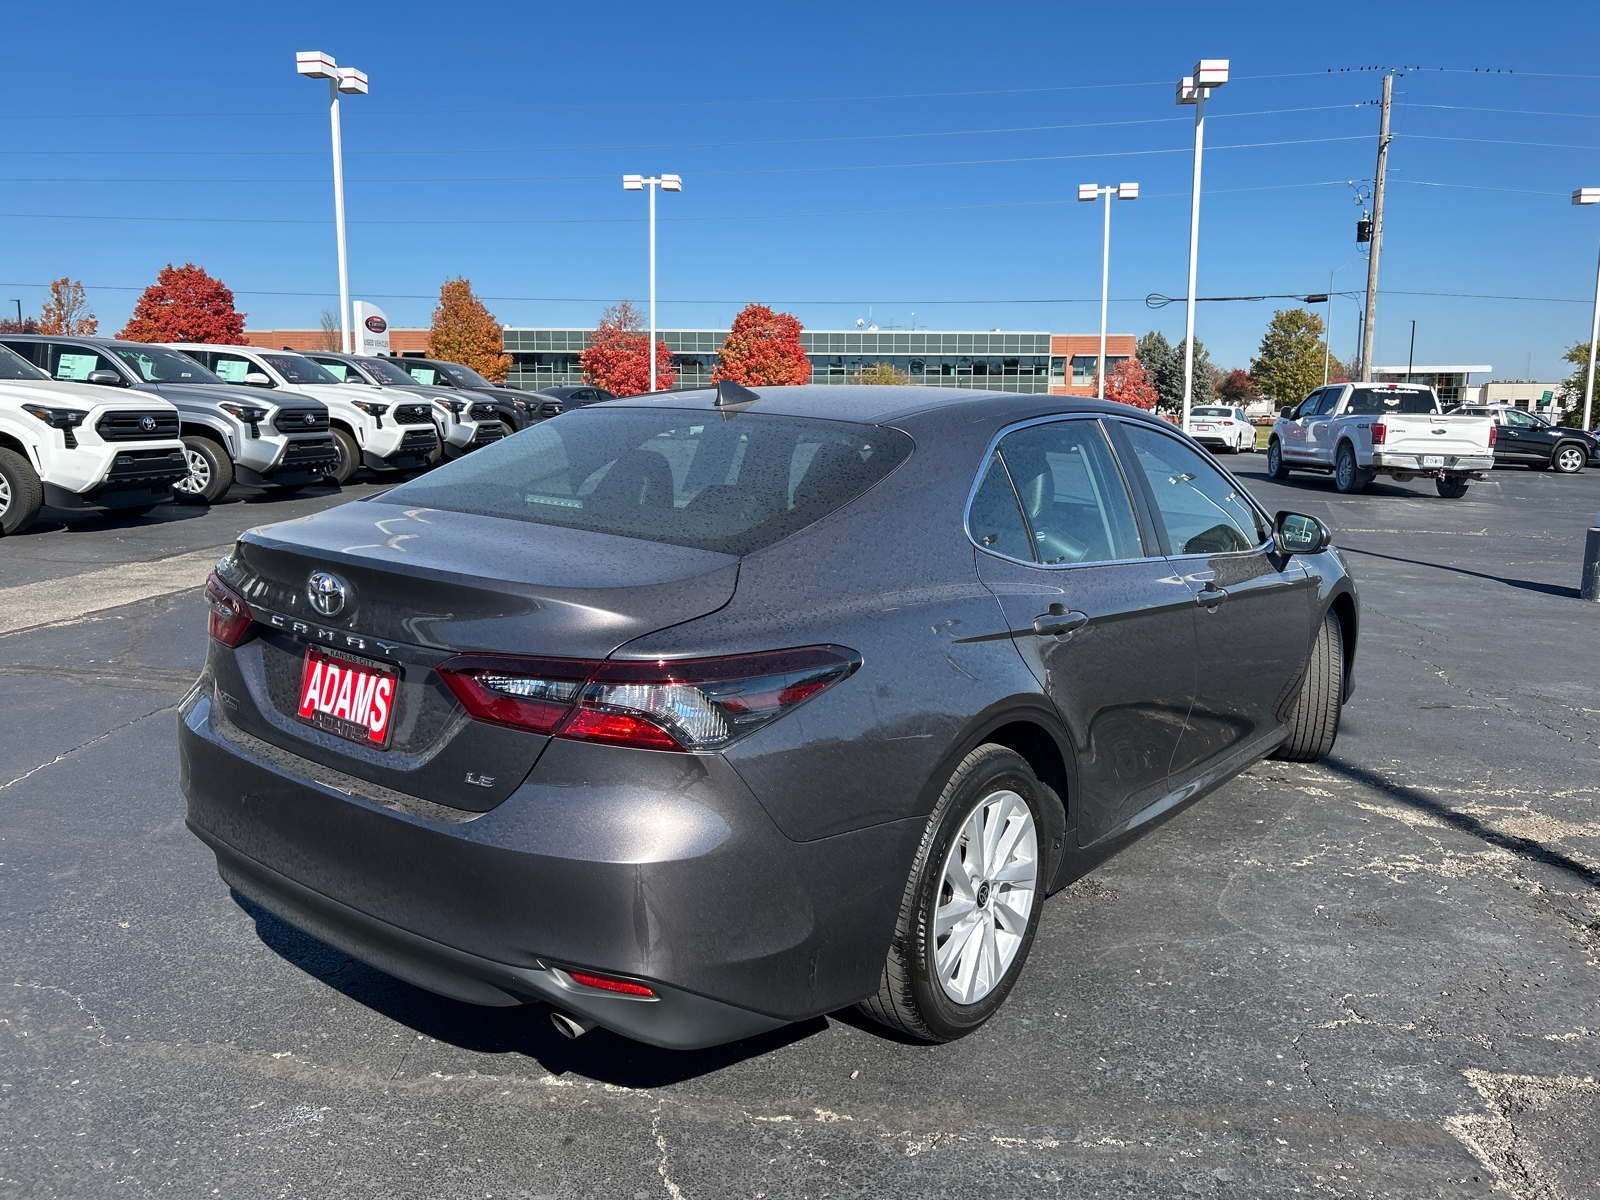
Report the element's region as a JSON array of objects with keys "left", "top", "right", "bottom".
[
  {"left": 579, "top": 301, "right": 674, "bottom": 396},
  {"left": 1100, "top": 356, "right": 1158, "bottom": 410},
  {"left": 38, "top": 279, "right": 97, "bottom": 336},
  {"left": 119, "top": 264, "right": 247, "bottom": 343},
  {"left": 428, "top": 277, "right": 511, "bottom": 382},
  {"left": 712, "top": 304, "right": 811, "bottom": 386}
]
